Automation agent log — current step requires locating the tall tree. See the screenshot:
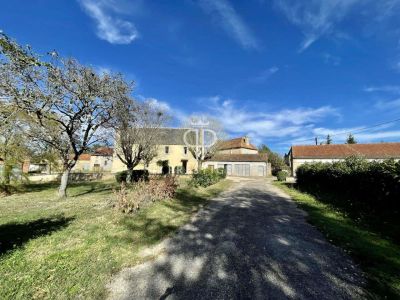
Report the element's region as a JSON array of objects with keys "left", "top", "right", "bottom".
[
  {"left": 113, "top": 98, "right": 169, "bottom": 181},
  {"left": 258, "top": 144, "right": 285, "bottom": 174},
  {"left": 0, "top": 33, "right": 131, "bottom": 197},
  {"left": 326, "top": 134, "right": 332, "bottom": 144},
  {"left": 346, "top": 134, "right": 357, "bottom": 144}
]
